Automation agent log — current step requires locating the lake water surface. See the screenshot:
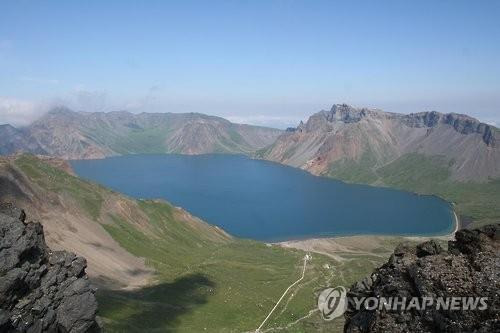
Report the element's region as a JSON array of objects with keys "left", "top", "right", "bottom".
[{"left": 71, "top": 154, "right": 454, "bottom": 241}]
